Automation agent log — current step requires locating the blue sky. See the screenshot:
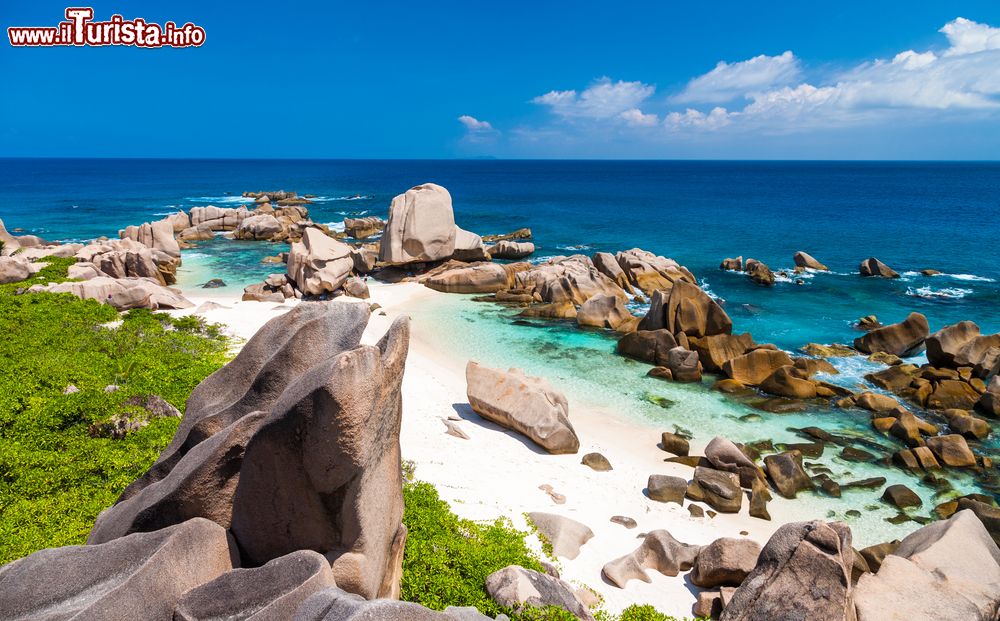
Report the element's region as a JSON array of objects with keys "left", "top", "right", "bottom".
[{"left": 2, "top": 1, "right": 1000, "bottom": 159}]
